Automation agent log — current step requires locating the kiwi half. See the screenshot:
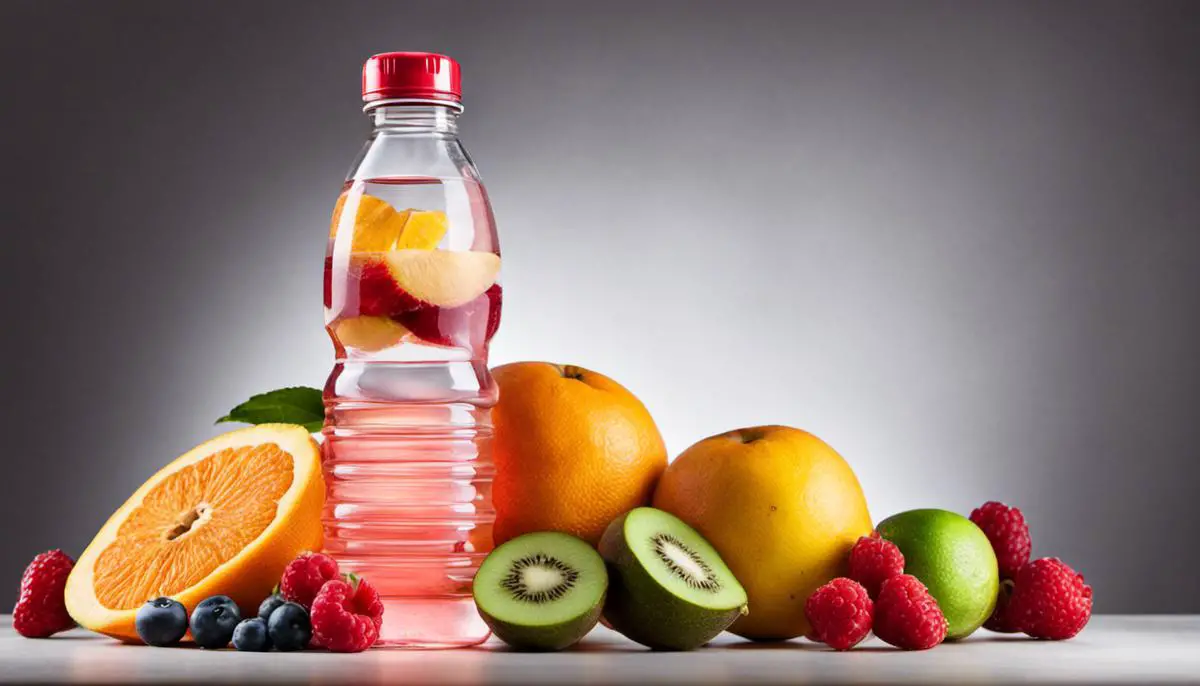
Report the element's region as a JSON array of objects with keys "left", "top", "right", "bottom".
[
  {"left": 473, "top": 531, "right": 607, "bottom": 651},
  {"left": 599, "top": 507, "right": 748, "bottom": 650}
]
